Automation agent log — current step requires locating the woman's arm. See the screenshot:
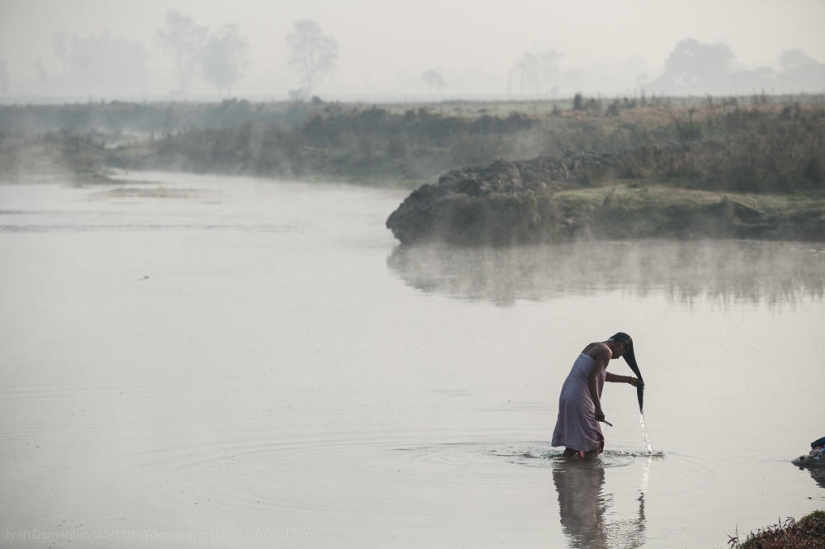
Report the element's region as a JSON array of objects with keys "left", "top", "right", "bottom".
[{"left": 605, "top": 372, "right": 641, "bottom": 386}]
